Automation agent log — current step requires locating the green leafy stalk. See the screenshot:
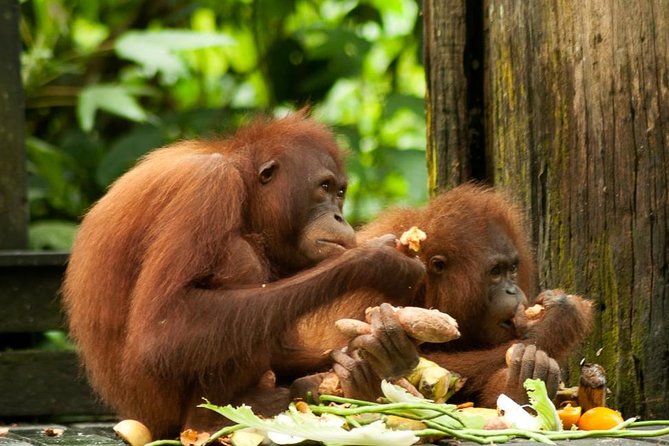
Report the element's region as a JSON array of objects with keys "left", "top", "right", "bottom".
[
  {"left": 200, "top": 402, "right": 420, "bottom": 446},
  {"left": 524, "top": 378, "right": 562, "bottom": 431}
]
